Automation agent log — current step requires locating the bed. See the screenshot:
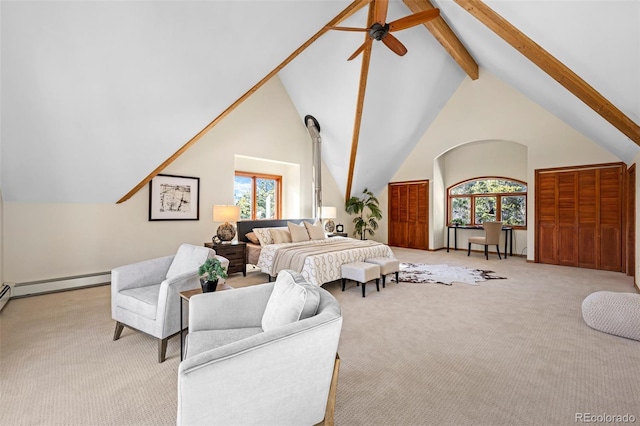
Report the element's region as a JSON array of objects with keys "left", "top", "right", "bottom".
[{"left": 237, "top": 219, "right": 396, "bottom": 287}]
